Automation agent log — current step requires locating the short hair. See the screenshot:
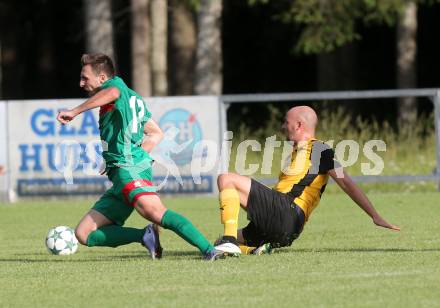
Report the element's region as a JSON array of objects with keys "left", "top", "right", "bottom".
[{"left": 81, "top": 53, "right": 115, "bottom": 78}]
